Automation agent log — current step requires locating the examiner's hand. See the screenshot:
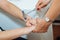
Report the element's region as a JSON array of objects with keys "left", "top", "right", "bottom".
[
  {"left": 23, "top": 26, "right": 36, "bottom": 34},
  {"left": 36, "top": 0, "right": 50, "bottom": 11}
]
